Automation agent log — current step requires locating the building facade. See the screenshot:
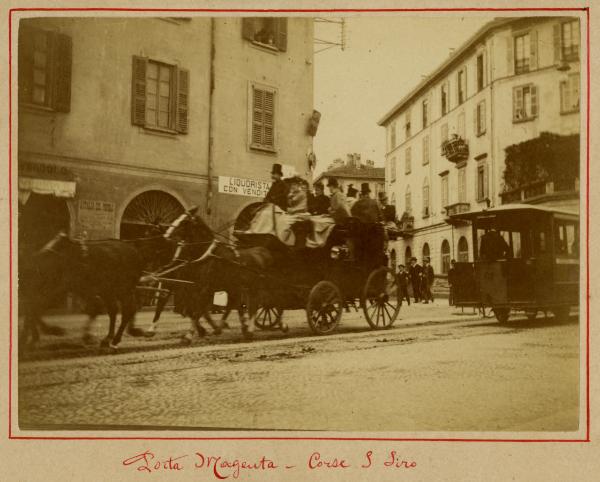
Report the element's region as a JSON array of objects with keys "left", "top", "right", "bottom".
[
  {"left": 378, "top": 16, "right": 581, "bottom": 277},
  {"left": 17, "top": 16, "right": 315, "bottom": 250},
  {"left": 313, "top": 154, "right": 385, "bottom": 198}
]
